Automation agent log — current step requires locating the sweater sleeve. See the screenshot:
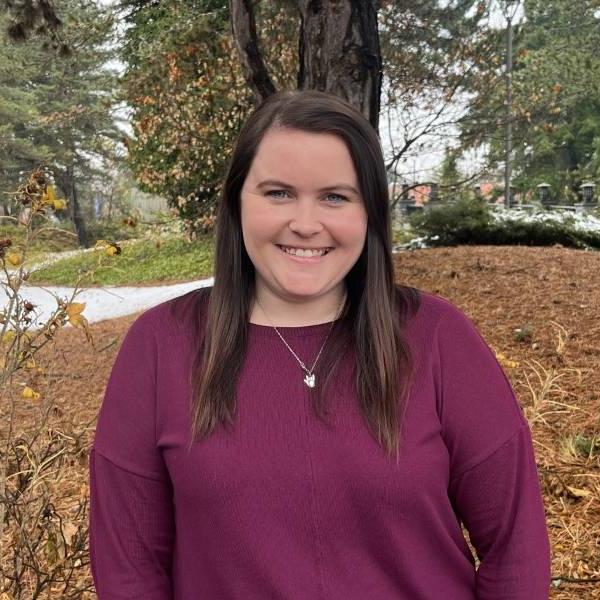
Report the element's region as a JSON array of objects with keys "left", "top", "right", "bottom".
[
  {"left": 89, "top": 310, "right": 175, "bottom": 599},
  {"left": 448, "top": 424, "right": 551, "bottom": 599},
  {"left": 433, "top": 299, "right": 551, "bottom": 599},
  {"left": 89, "top": 448, "right": 175, "bottom": 599}
]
